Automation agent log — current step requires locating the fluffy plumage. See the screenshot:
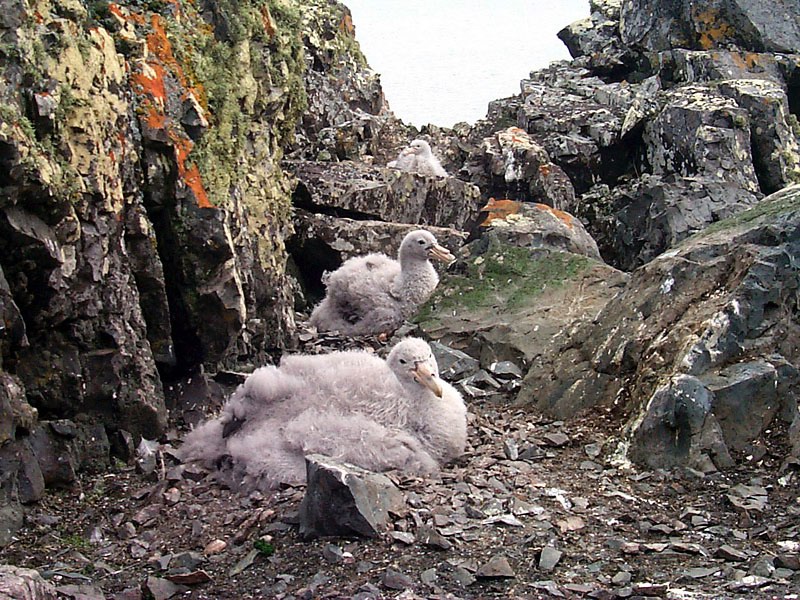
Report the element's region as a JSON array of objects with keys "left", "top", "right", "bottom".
[
  {"left": 178, "top": 338, "right": 468, "bottom": 491},
  {"left": 388, "top": 139, "right": 448, "bottom": 177},
  {"left": 309, "top": 230, "right": 454, "bottom": 336}
]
